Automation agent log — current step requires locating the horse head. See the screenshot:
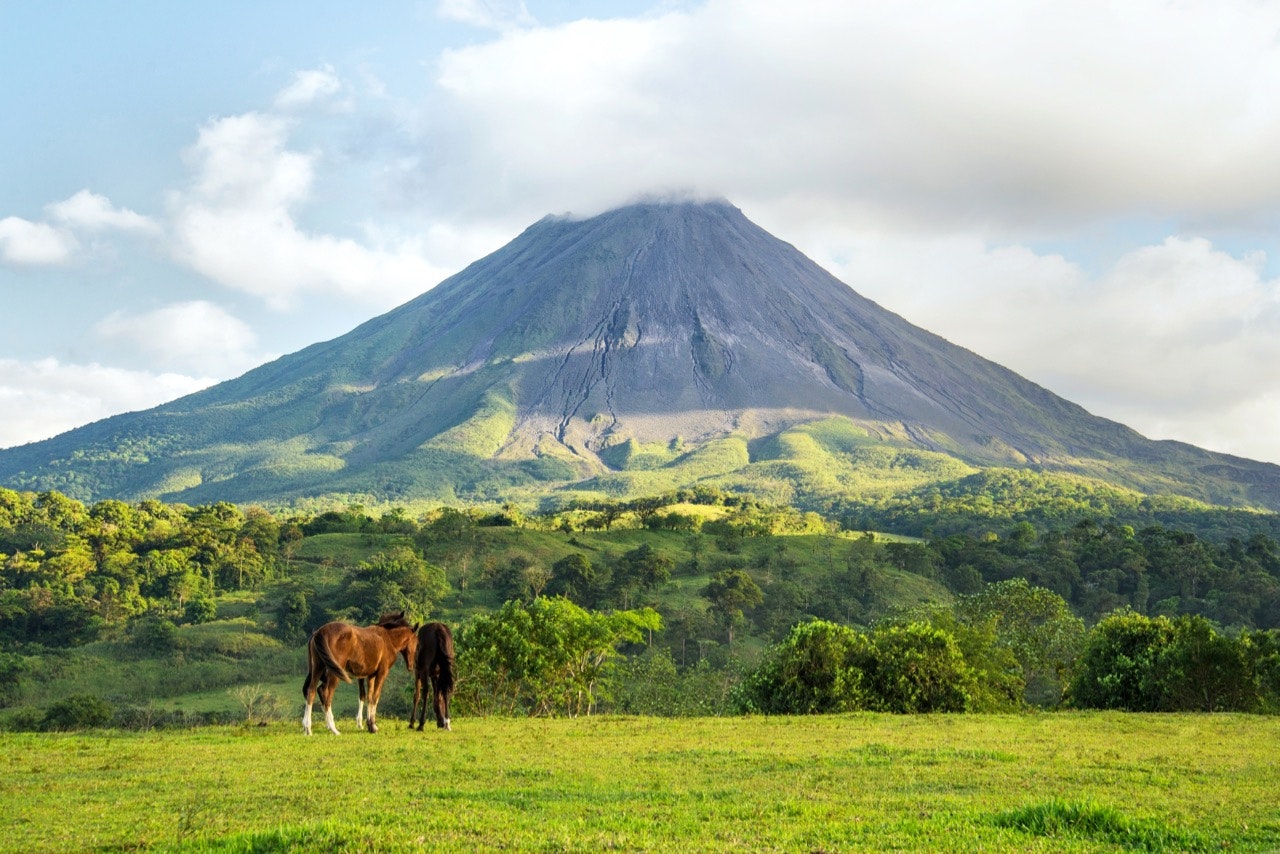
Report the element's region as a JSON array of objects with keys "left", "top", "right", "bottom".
[
  {"left": 401, "top": 630, "right": 419, "bottom": 672},
  {"left": 375, "top": 612, "right": 416, "bottom": 670}
]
